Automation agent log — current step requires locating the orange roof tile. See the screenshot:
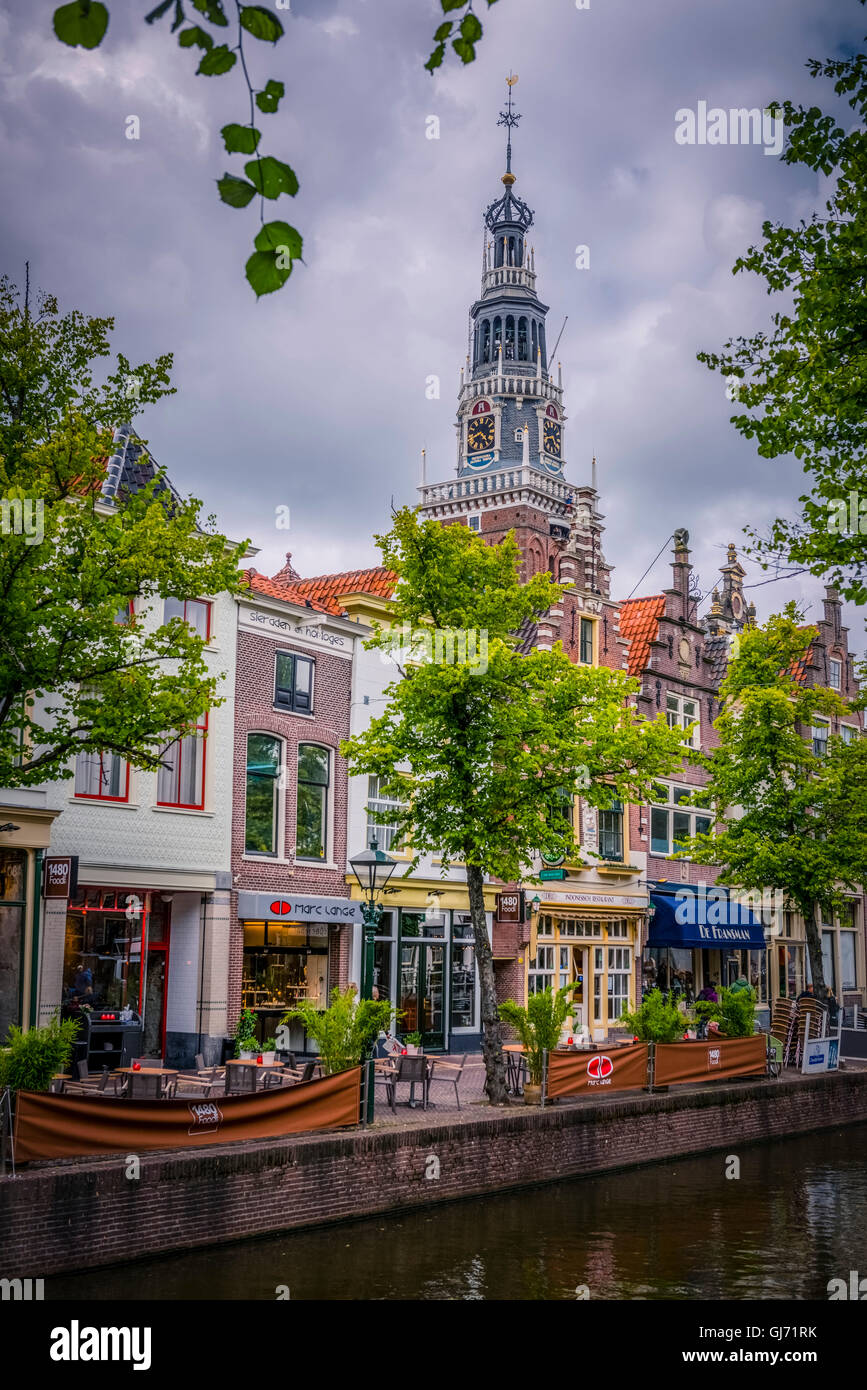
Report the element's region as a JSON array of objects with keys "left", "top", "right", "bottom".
[
  {"left": 619, "top": 595, "right": 667, "bottom": 677},
  {"left": 244, "top": 566, "right": 396, "bottom": 616}
]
